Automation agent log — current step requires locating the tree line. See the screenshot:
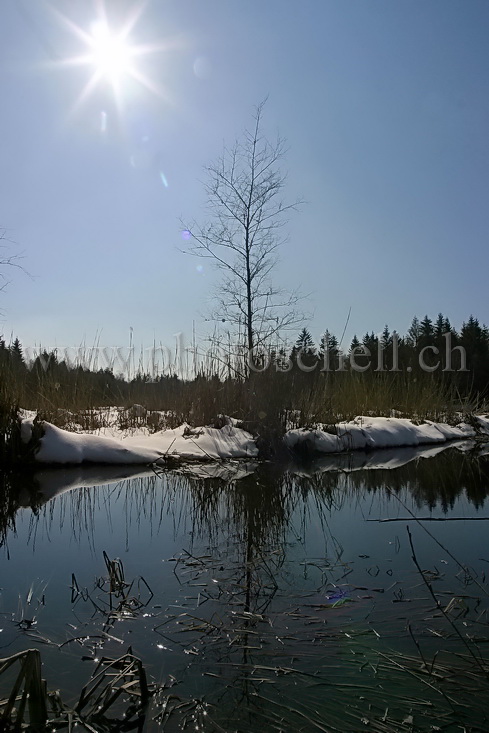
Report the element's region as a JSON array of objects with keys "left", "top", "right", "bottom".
[
  {"left": 1, "top": 311, "right": 488, "bottom": 409},
  {"left": 286, "top": 314, "right": 488, "bottom": 395}
]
